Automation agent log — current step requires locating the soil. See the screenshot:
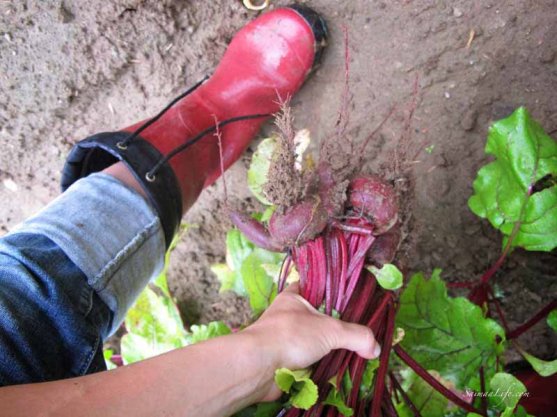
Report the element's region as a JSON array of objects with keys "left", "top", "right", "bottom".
[{"left": 1, "top": 0, "right": 556, "bottom": 361}]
